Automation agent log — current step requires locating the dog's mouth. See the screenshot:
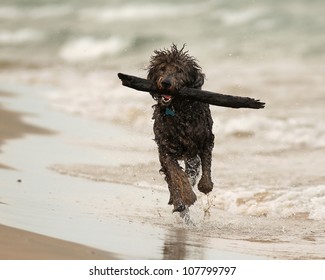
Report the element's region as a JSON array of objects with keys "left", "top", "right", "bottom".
[{"left": 161, "top": 94, "right": 173, "bottom": 105}]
